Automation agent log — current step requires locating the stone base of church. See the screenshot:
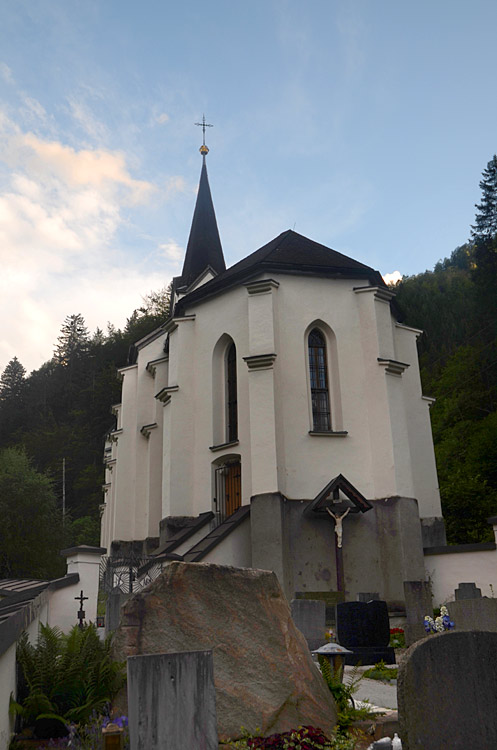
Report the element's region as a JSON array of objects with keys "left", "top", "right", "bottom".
[
  {"left": 250, "top": 492, "right": 427, "bottom": 605},
  {"left": 110, "top": 537, "right": 159, "bottom": 559},
  {"left": 420, "top": 516, "right": 447, "bottom": 548}
]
